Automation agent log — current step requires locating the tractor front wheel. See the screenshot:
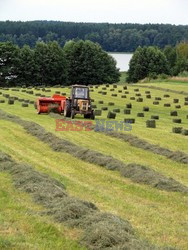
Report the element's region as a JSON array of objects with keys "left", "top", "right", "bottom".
[{"left": 64, "top": 100, "right": 71, "bottom": 117}]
